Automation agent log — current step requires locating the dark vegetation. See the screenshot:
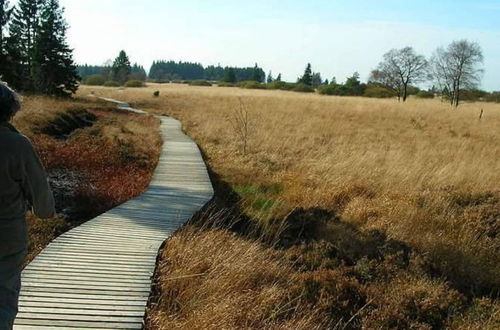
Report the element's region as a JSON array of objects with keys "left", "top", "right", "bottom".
[
  {"left": 79, "top": 60, "right": 266, "bottom": 85},
  {"left": 0, "top": 0, "right": 79, "bottom": 96},
  {"left": 79, "top": 50, "right": 147, "bottom": 87}
]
